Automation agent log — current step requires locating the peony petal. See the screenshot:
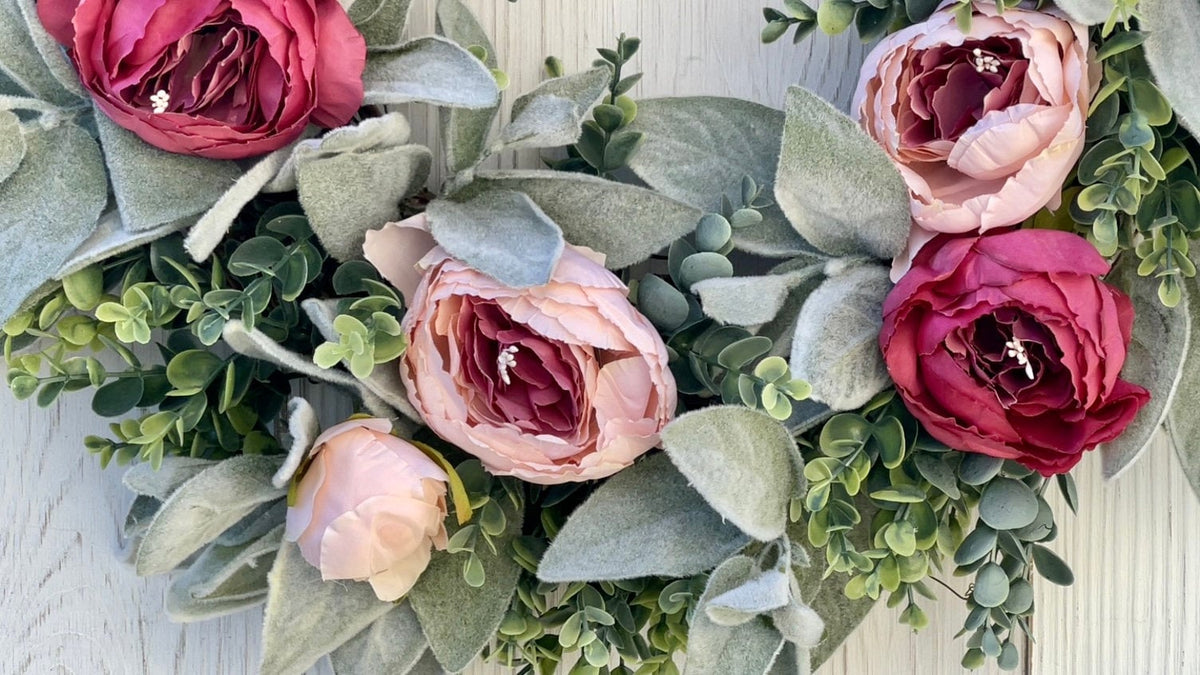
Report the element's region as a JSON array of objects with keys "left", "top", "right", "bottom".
[
  {"left": 947, "top": 104, "right": 1069, "bottom": 181},
  {"left": 363, "top": 215, "right": 439, "bottom": 307}
]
